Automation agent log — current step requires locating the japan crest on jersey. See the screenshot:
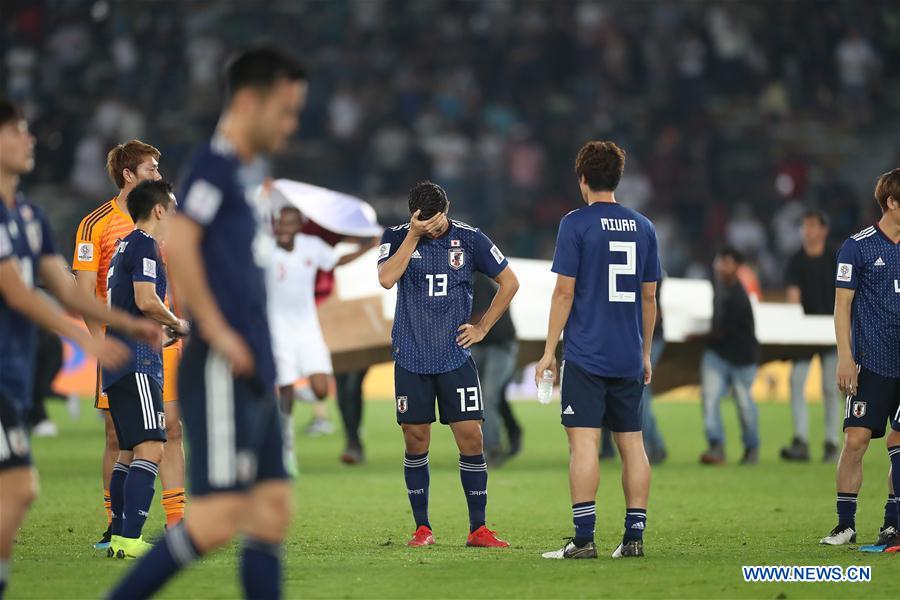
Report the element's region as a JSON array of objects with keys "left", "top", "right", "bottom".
[
  {"left": 852, "top": 401, "right": 866, "bottom": 418},
  {"left": 397, "top": 396, "right": 408, "bottom": 413},
  {"left": 449, "top": 248, "right": 465, "bottom": 270}
]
